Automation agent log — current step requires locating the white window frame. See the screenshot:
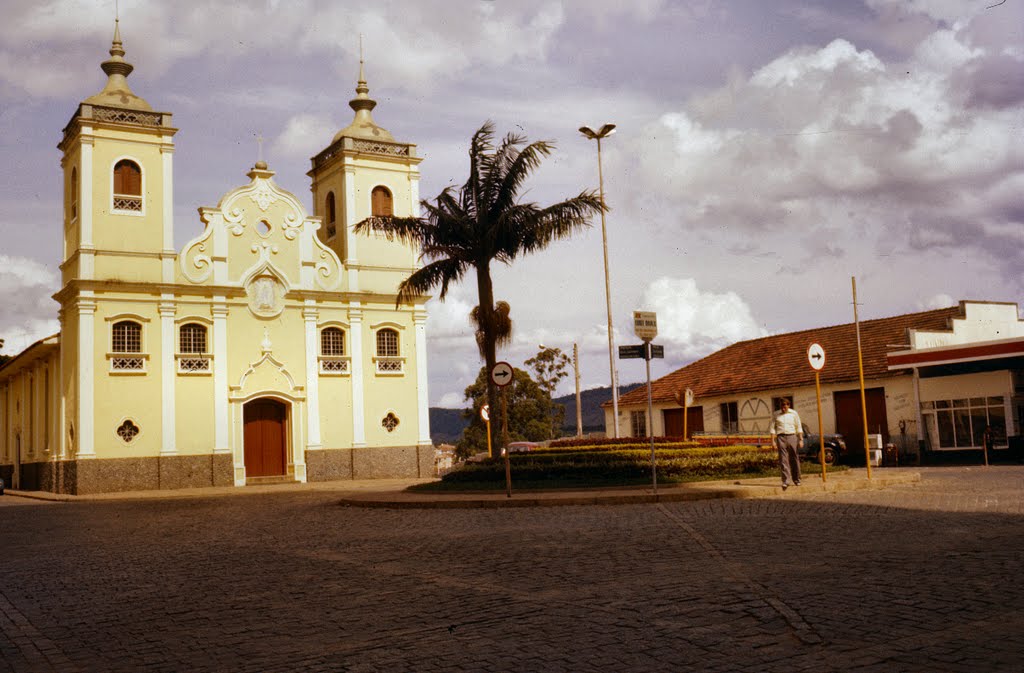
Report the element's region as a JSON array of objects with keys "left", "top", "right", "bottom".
[
  {"left": 176, "top": 320, "right": 212, "bottom": 375},
  {"left": 105, "top": 314, "right": 150, "bottom": 375},
  {"left": 630, "top": 410, "right": 647, "bottom": 438},
  {"left": 110, "top": 156, "right": 145, "bottom": 216},
  {"left": 371, "top": 323, "right": 405, "bottom": 376},
  {"left": 319, "top": 325, "right": 350, "bottom": 375}
]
